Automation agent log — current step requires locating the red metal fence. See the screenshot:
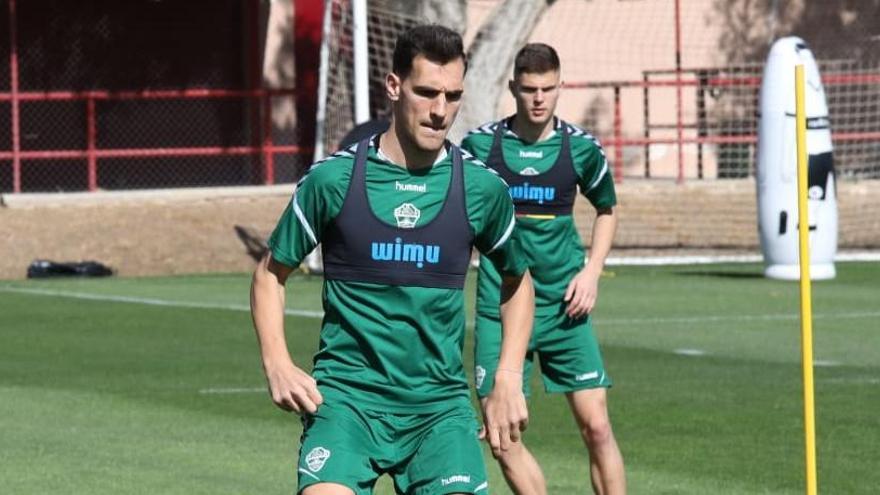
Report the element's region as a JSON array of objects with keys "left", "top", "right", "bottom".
[
  {"left": 2, "top": 0, "right": 311, "bottom": 194},
  {"left": 4, "top": 0, "right": 879, "bottom": 193},
  {"left": 565, "top": 69, "right": 880, "bottom": 183}
]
